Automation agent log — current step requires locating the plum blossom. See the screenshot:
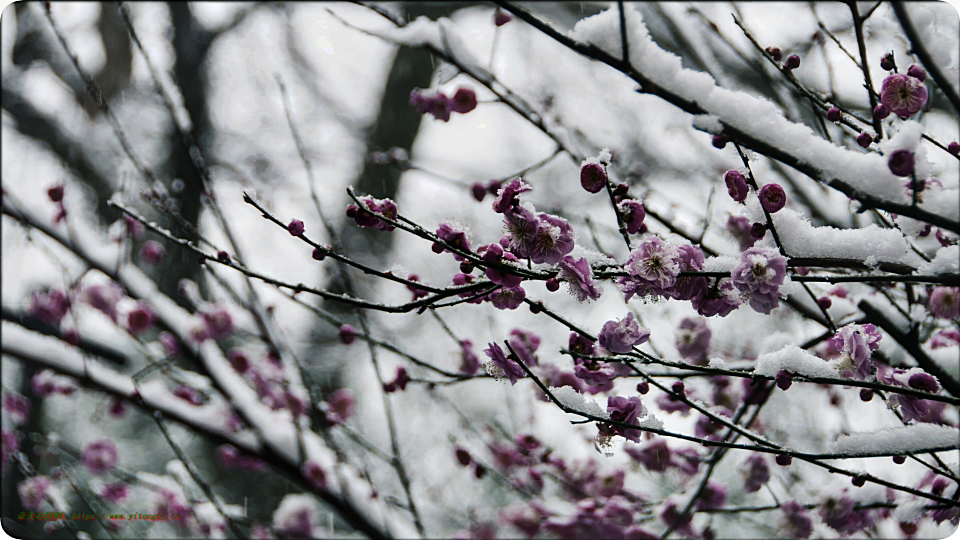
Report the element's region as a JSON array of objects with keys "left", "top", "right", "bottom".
[
  {"left": 726, "top": 216, "right": 757, "bottom": 251},
  {"left": 693, "top": 278, "right": 742, "bottom": 317},
  {"left": 81, "top": 439, "right": 118, "bottom": 475},
  {"left": 4, "top": 393, "right": 30, "bottom": 425},
  {"left": 731, "top": 247, "right": 787, "bottom": 314},
  {"left": 502, "top": 204, "right": 539, "bottom": 258},
  {"left": 675, "top": 318, "right": 711, "bottom": 361},
  {"left": 697, "top": 482, "right": 727, "bottom": 510},
  {"left": 880, "top": 73, "right": 927, "bottom": 118},
  {"left": 887, "top": 149, "right": 915, "bottom": 177},
  {"left": 626, "top": 439, "right": 672, "bottom": 472},
  {"left": 488, "top": 286, "right": 526, "bottom": 310},
  {"left": 625, "top": 237, "right": 682, "bottom": 297},
  {"left": 819, "top": 493, "right": 874, "bottom": 534},
  {"left": 557, "top": 256, "right": 602, "bottom": 302},
  {"left": 139, "top": 240, "right": 165, "bottom": 265},
  {"left": 126, "top": 302, "right": 154, "bottom": 335},
  {"left": 202, "top": 306, "right": 233, "bottom": 339},
  {"left": 83, "top": 283, "right": 122, "bottom": 322},
  {"left": 436, "top": 220, "right": 472, "bottom": 260},
  {"left": 346, "top": 196, "right": 397, "bottom": 231},
  {"left": 484, "top": 342, "right": 525, "bottom": 385},
  {"left": 671, "top": 244, "right": 706, "bottom": 301},
  {"left": 481, "top": 243, "right": 523, "bottom": 288},
  {"left": 779, "top": 500, "right": 813, "bottom": 538},
  {"left": 508, "top": 329, "right": 540, "bottom": 366},
  {"left": 605, "top": 395, "right": 644, "bottom": 442},
  {"left": 929, "top": 287, "right": 959, "bottom": 319},
  {"left": 740, "top": 454, "right": 770, "bottom": 492},
  {"left": 759, "top": 183, "right": 786, "bottom": 213},
  {"left": 272, "top": 494, "right": 324, "bottom": 539},
  {"left": 459, "top": 339, "right": 480, "bottom": 375},
  {"left": 325, "top": 388, "right": 355, "bottom": 425},
  {"left": 18, "top": 476, "right": 52, "bottom": 511},
  {"left": 451, "top": 87, "right": 477, "bottom": 113},
  {"left": 619, "top": 200, "right": 645, "bottom": 234},
  {"left": 580, "top": 161, "right": 607, "bottom": 193},
  {"left": 2, "top": 431, "right": 19, "bottom": 472},
  {"left": 598, "top": 313, "right": 649, "bottom": 354},
  {"left": 28, "top": 288, "right": 70, "bottom": 325},
  {"left": 530, "top": 213, "right": 575, "bottom": 264},
  {"left": 100, "top": 481, "right": 128, "bottom": 503},
  {"left": 829, "top": 323, "right": 882, "bottom": 380},
  {"left": 492, "top": 178, "right": 532, "bottom": 213},
  {"left": 724, "top": 170, "right": 748, "bottom": 202}
]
